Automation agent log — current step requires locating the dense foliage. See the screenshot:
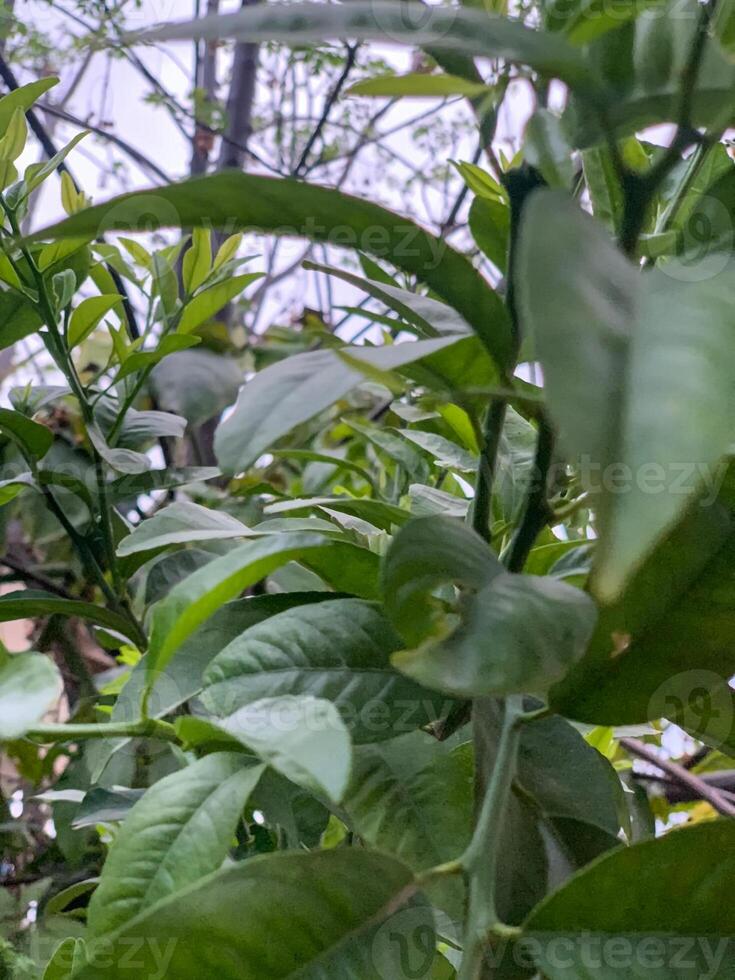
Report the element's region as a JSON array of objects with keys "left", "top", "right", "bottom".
[{"left": 2, "top": 0, "right": 735, "bottom": 977}]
